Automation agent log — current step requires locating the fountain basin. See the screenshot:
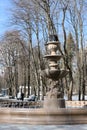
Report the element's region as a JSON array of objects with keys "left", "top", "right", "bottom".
[
  {"left": 0, "top": 107, "right": 87, "bottom": 125},
  {"left": 43, "top": 69, "right": 69, "bottom": 80},
  {"left": 45, "top": 41, "right": 60, "bottom": 54},
  {"left": 44, "top": 55, "right": 62, "bottom": 60}
]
